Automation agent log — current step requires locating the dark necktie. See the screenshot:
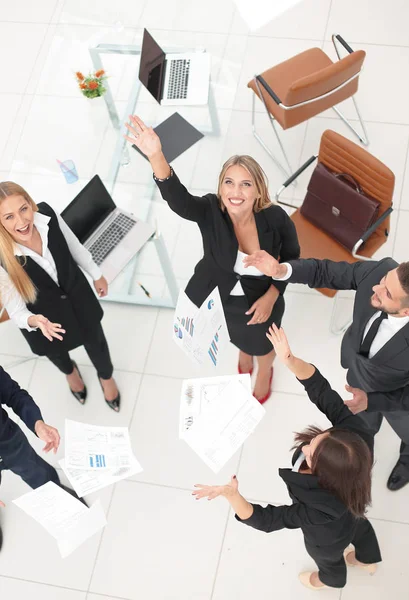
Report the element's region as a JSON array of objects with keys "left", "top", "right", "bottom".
[{"left": 359, "top": 311, "right": 388, "bottom": 358}]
